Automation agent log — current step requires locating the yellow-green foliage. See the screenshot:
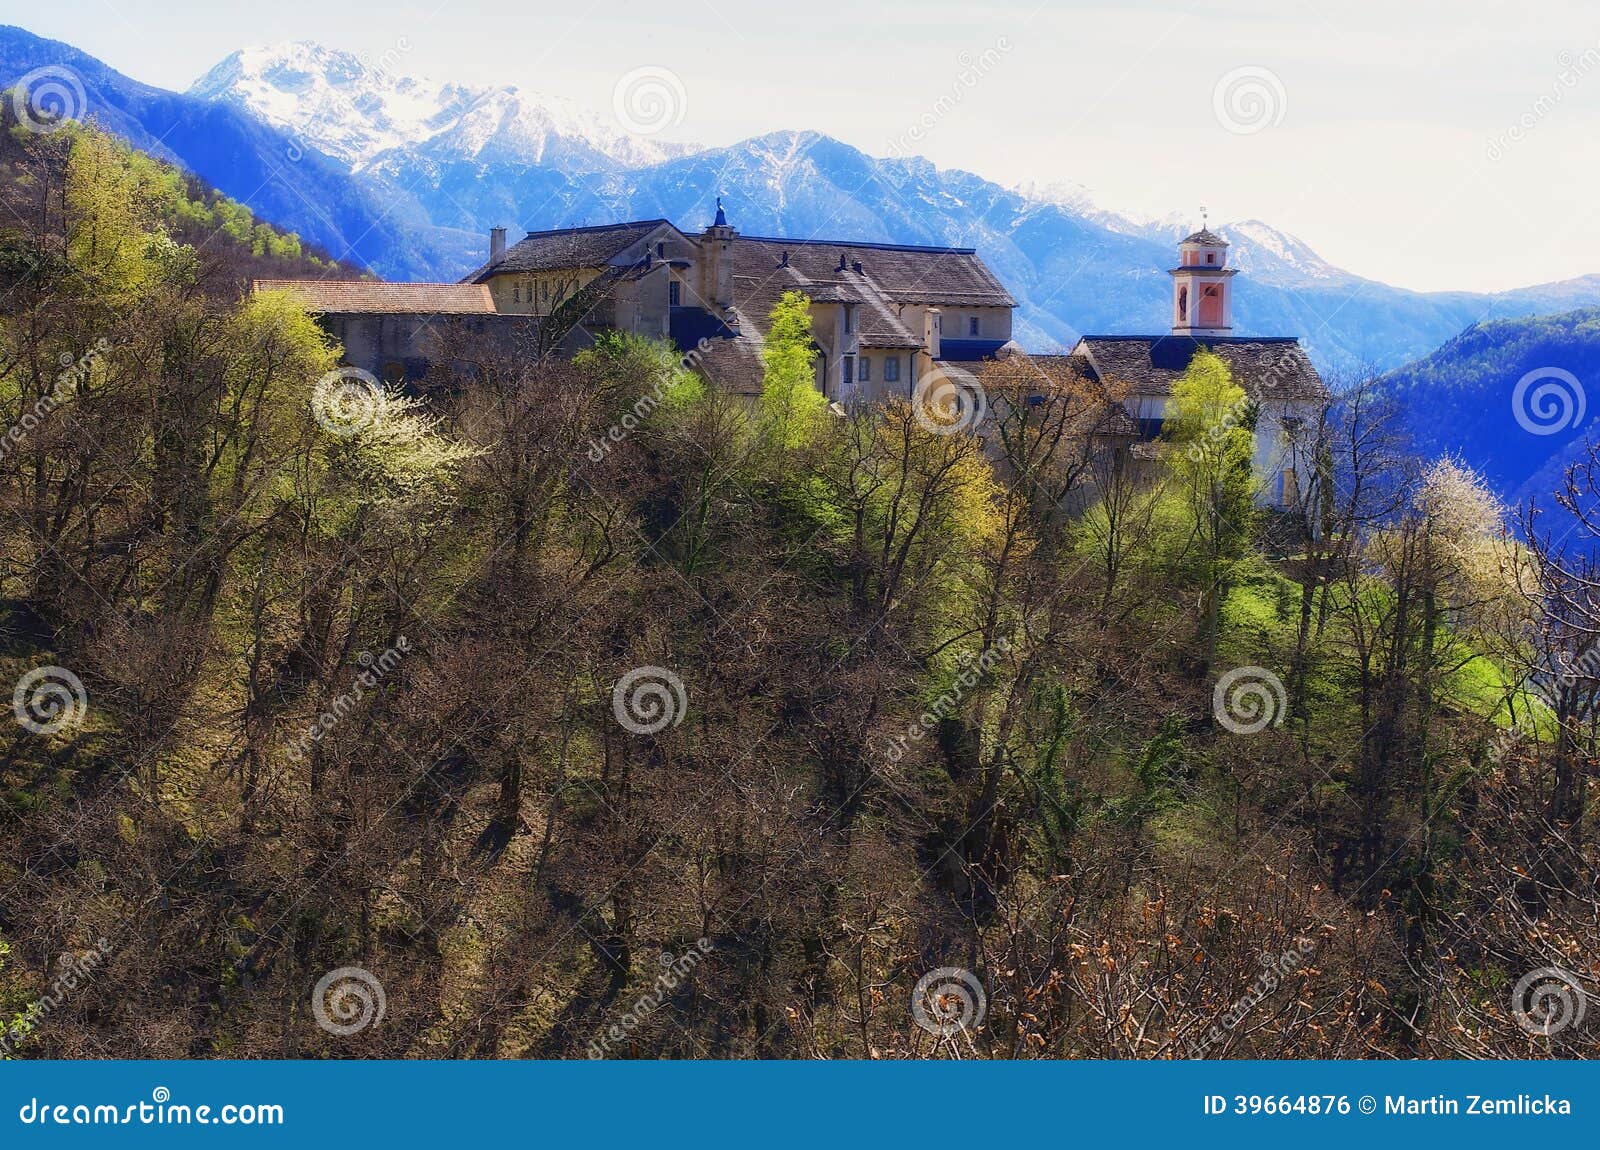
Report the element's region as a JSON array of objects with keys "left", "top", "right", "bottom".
[
  {"left": 758, "top": 291, "right": 828, "bottom": 449},
  {"left": 62, "top": 123, "right": 315, "bottom": 267}
]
